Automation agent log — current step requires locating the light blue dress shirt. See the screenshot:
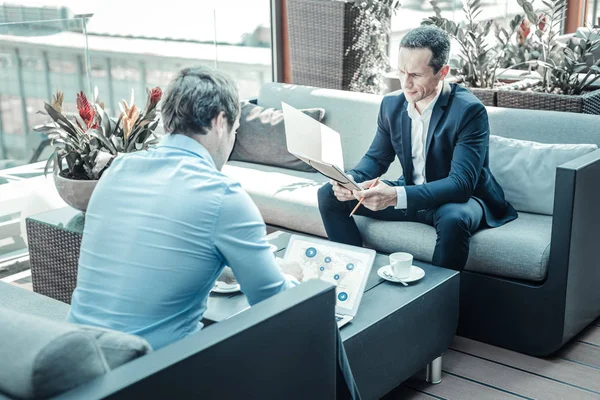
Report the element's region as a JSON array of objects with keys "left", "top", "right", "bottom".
[{"left": 67, "top": 133, "right": 295, "bottom": 350}]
